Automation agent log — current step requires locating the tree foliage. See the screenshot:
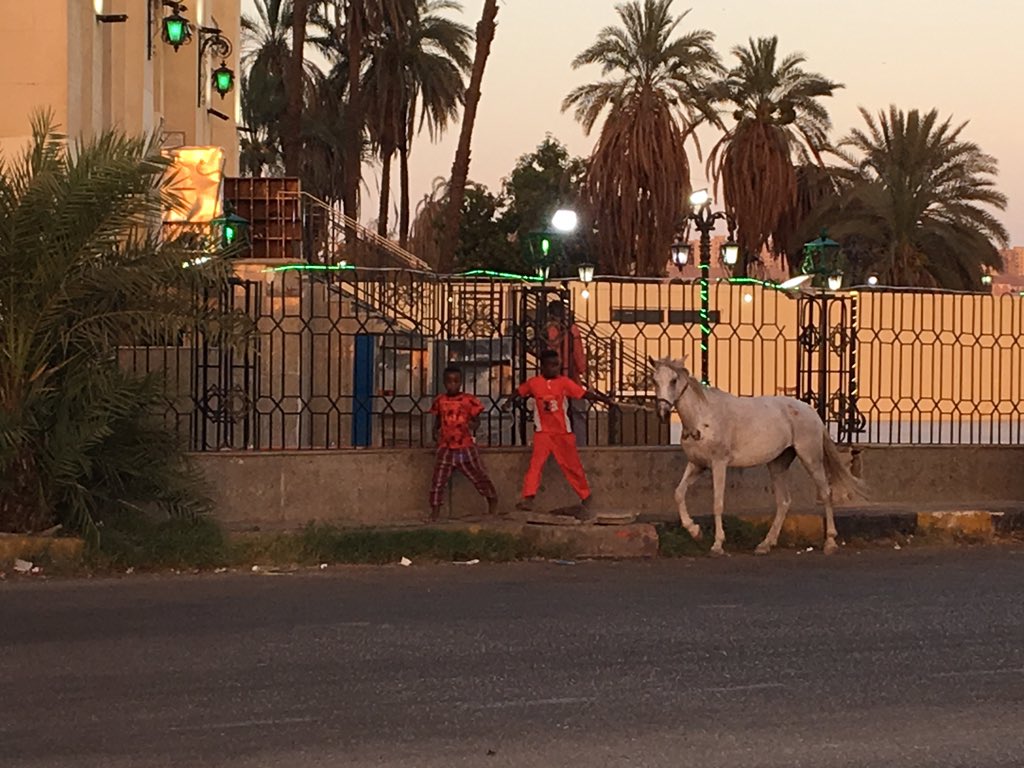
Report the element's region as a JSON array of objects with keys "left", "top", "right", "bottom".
[
  {"left": 821, "top": 107, "right": 1008, "bottom": 288},
  {"left": 0, "top": 116, "right": 249, "bottom": 537},
  {"left": 563, "top": 0, "right": 721, "bottom": 276},
  {"left": 709, "top": 36, "right": 842, "bottom": 271}
]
